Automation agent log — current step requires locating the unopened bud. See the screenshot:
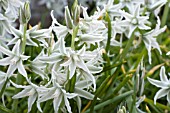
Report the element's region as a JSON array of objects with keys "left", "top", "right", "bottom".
[
  {"left": 65, "top": 6, "right": 73, "bottom": 29},
  {"left": 73, "top": 5, "right": 80, "bottom": 26},
  {"left": 24, "top": 1, "right": 31, "bottom": 22},
  {"left": 19, "top": 1, "right": 31, "bottom": 24}
]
